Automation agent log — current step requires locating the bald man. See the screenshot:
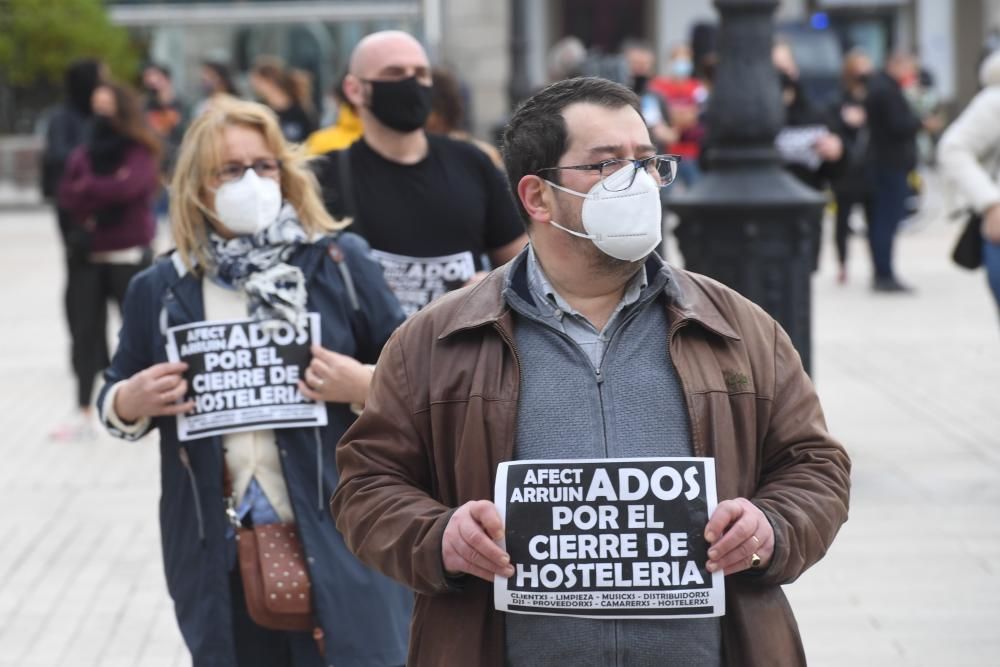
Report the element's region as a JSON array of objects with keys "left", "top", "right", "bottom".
[{"left": 316, "top": 31, "right": 527, "bottom": 317}]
